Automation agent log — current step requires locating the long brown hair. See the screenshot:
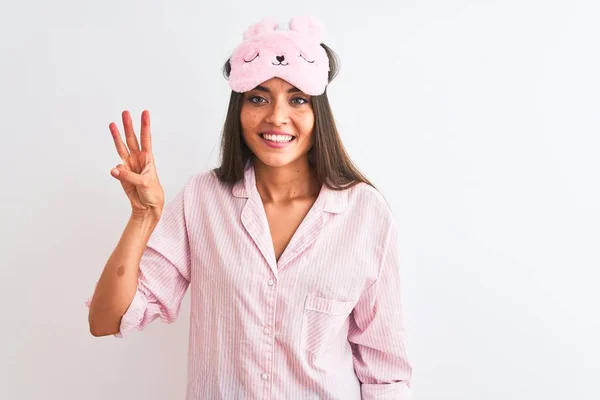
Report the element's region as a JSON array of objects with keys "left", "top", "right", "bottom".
[{"left": 213, "top": 44, "right": 375, "bottom": 191}]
